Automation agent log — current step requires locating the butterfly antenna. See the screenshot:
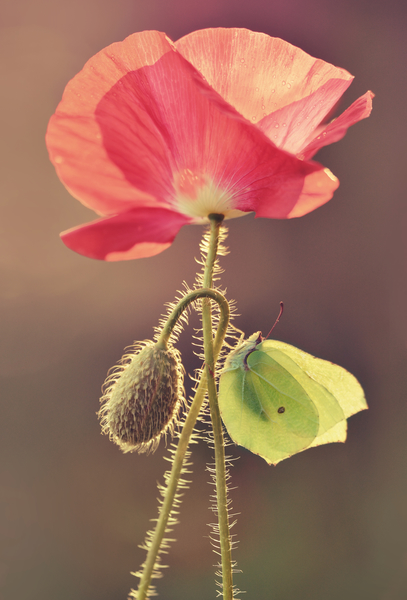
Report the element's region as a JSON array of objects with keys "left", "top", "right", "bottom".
[{"left": 264, "top": 302, "right": 284, "bottom": 340}]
